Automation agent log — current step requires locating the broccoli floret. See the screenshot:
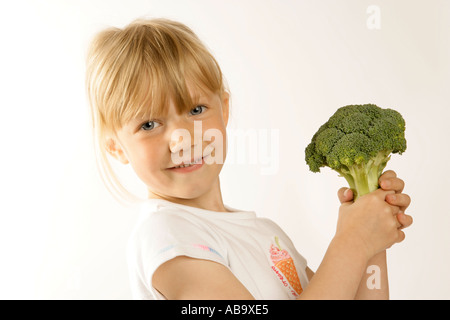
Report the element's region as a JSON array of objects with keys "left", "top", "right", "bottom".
[{"left": 305, "top": 104, "right": 406, "bottom": 199}]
